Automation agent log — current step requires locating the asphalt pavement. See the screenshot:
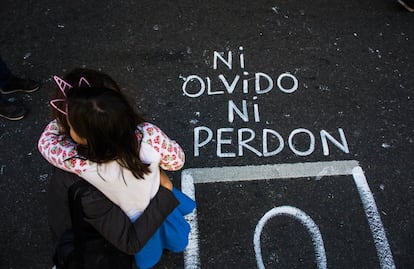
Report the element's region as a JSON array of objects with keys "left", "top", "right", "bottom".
[{"left": 0, "top": 0, "right": 413, "bottom": 268}]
